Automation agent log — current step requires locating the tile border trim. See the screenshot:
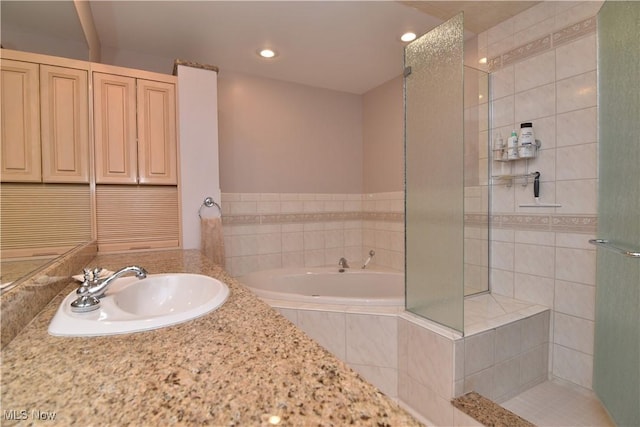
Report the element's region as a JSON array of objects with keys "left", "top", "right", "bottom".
[
  {"left": 222, "top": 211, "right": 404, "bottom": 225},
  {"left": 491, "top": 213, "right": 597, "bottom": 233},
  {"left": 223, "top": 212, "right": 597, "bottom": 234},
  {"left": 488, "top": 16, "right": 596, "bottom": 72}
]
